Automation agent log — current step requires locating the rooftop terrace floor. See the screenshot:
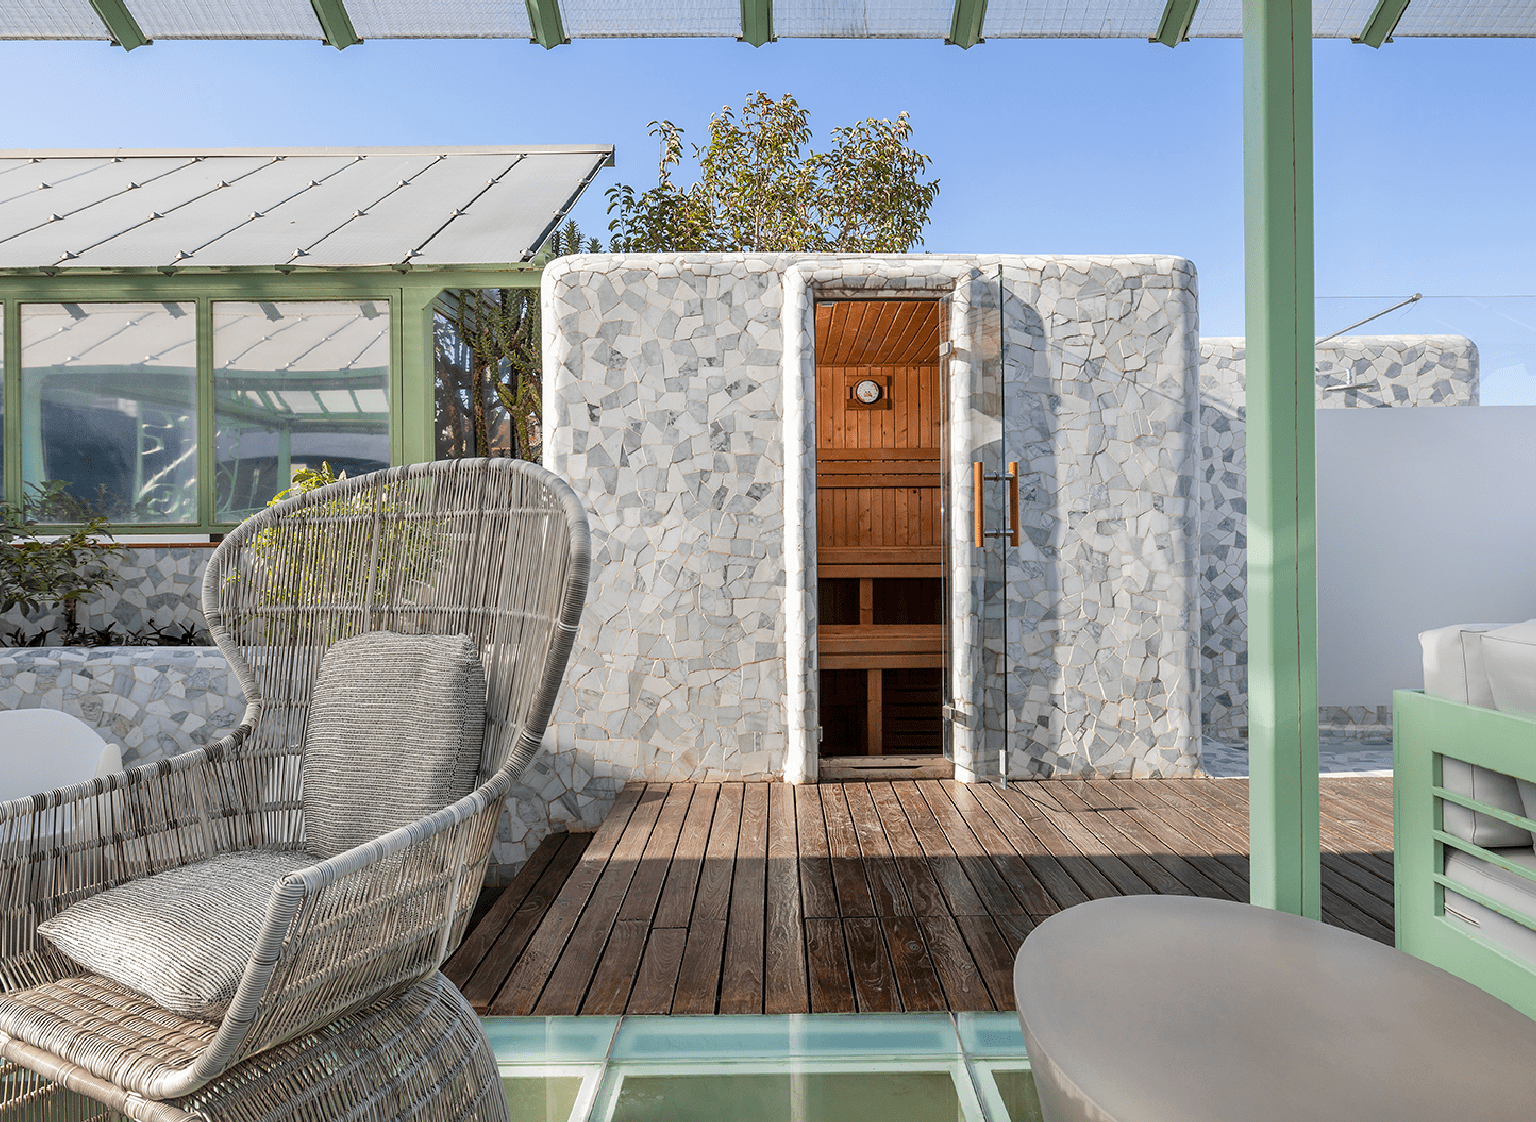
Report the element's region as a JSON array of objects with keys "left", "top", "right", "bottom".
[{"left": 447, "top": 777, "right": 1394, "bottom": 1017}]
